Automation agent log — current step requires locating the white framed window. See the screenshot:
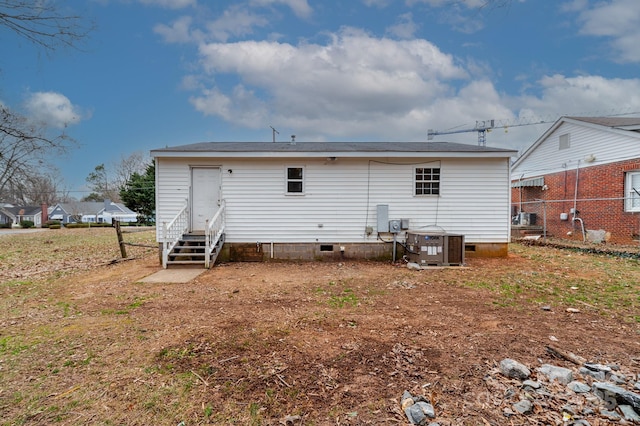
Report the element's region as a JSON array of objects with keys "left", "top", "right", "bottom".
[
  {"left": 625, "top": 171, "right": 640, "bottom": 212},
  {"left": 559, "top": 133, "right": 570, "bottom": 150},
  {"left": 415, "top": 167, "right": 440, "bottom": 196},
  {"left": 286, "top": 166, "right": 304, "bottom": 195}
]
